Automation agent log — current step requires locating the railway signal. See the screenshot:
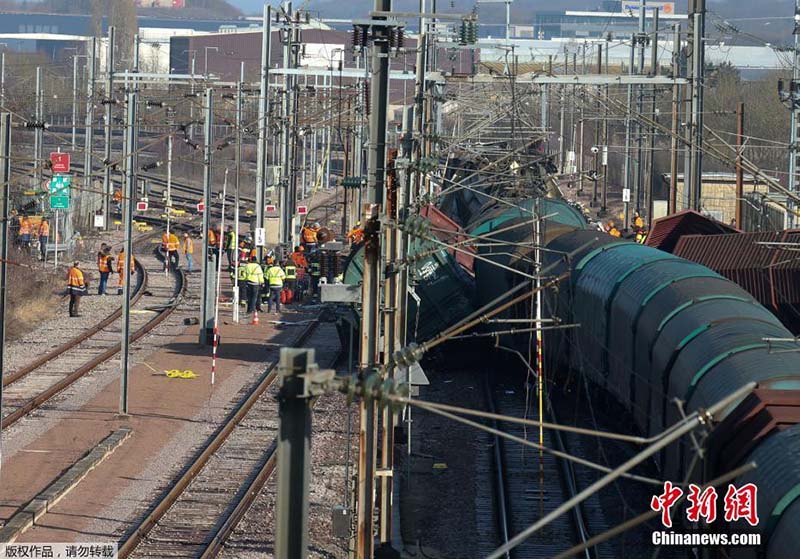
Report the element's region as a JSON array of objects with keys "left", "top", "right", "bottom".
[
  {"left": 136, "top": 200, "right": 148, "bottom": 211},
  {"left": 197, "top": 201, "right": 205, "bottom": 212},
  {"left": 297, "top": 205, "right": 308, "bottom": 215}
]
